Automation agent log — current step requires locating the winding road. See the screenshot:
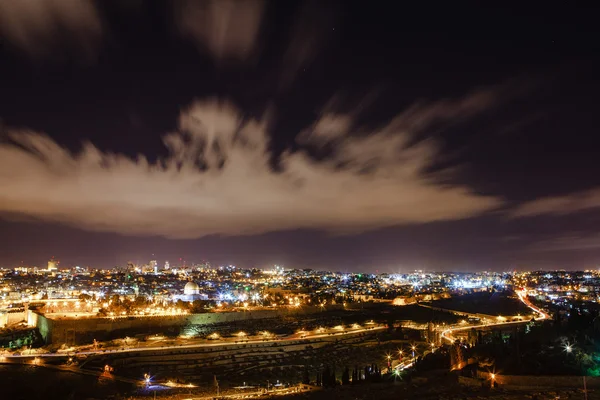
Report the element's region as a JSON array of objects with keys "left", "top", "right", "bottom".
[{"left": 440, "top": 290, "right": 549, "bottom": 343}]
